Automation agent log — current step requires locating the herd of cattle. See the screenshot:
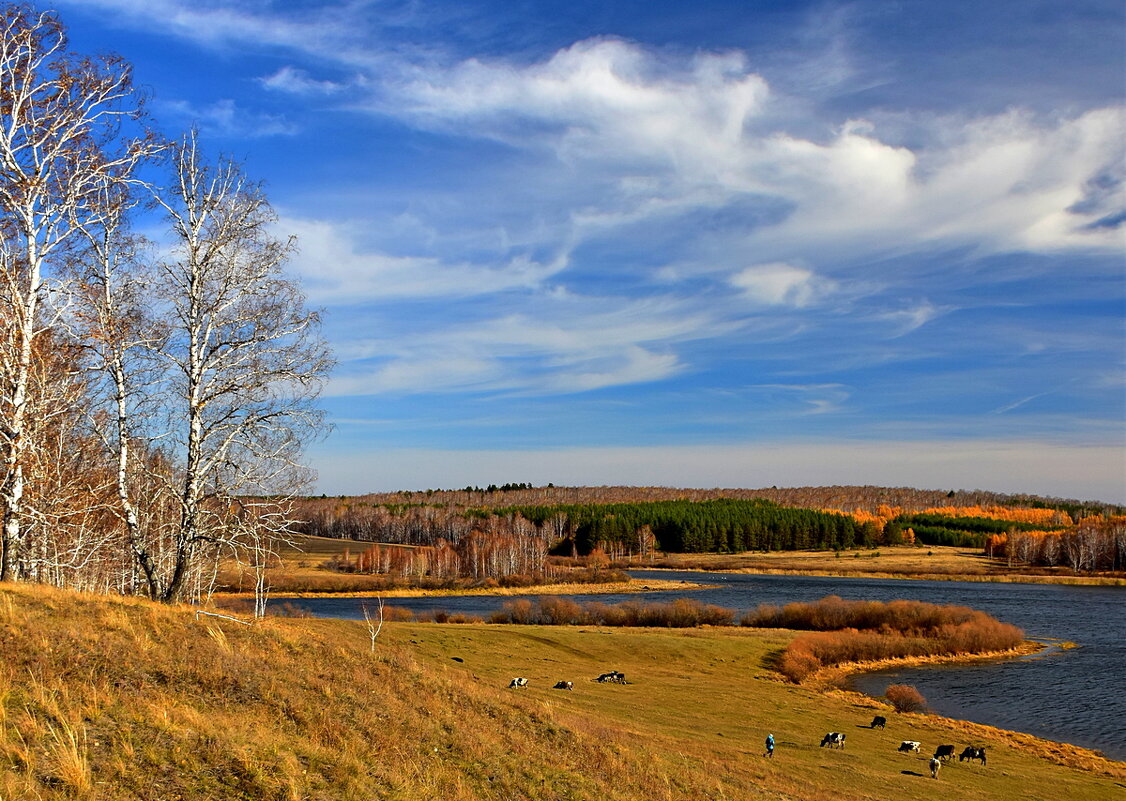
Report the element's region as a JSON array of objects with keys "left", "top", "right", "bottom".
[
  {"left": 507, "top": 676, "right": 988, "bottom": 781},
  {"left": 508, "top": 670, "right": 626, "bottom": 690},
  {"left": 818, "top": 715, "right": 988, "bottom": 780}
]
